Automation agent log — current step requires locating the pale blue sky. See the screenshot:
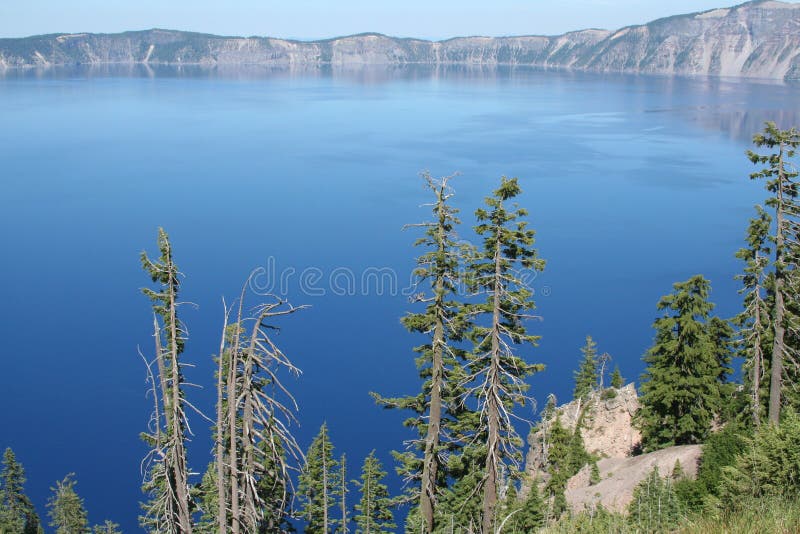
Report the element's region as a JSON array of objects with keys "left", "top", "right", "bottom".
[{"left": 1, "top": 0, "right": 795, "bottom": 40}]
